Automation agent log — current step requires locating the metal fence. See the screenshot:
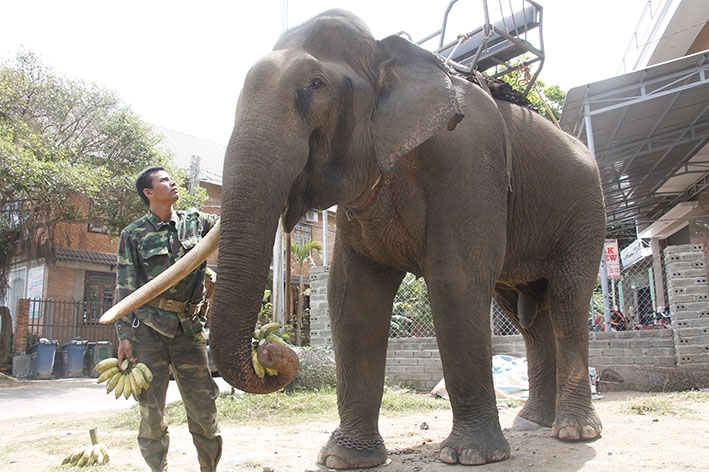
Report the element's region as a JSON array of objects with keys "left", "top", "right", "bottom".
[
  {"left": 591, "top": 255, "right": 672, "bottom": 332},
  {"left": 24, "top": 299, "right": 118, "bottom": 351},
  {"left": 387, "top": 261, "right": 676, "bottom": 338},
  {"left": 388, "top": 273, "right": 519, "bottom": 338}
]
